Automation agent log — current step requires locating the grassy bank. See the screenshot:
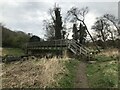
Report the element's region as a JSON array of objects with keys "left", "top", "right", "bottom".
[
  {"left": 2, "top": 48, "right": 25, "bottom": 56},
  {"left": 86, "top": 49, "right": 119, "bottom": 88}
]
